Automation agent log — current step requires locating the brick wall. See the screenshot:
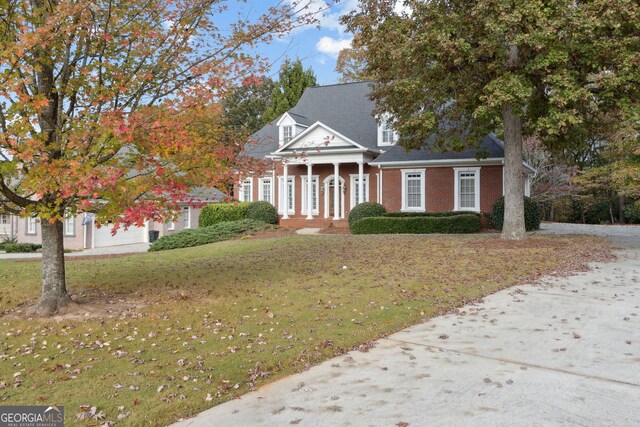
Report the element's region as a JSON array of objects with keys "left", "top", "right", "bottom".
[{"left": 240, "top": 163, "right": 505, "bottom": 219}]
